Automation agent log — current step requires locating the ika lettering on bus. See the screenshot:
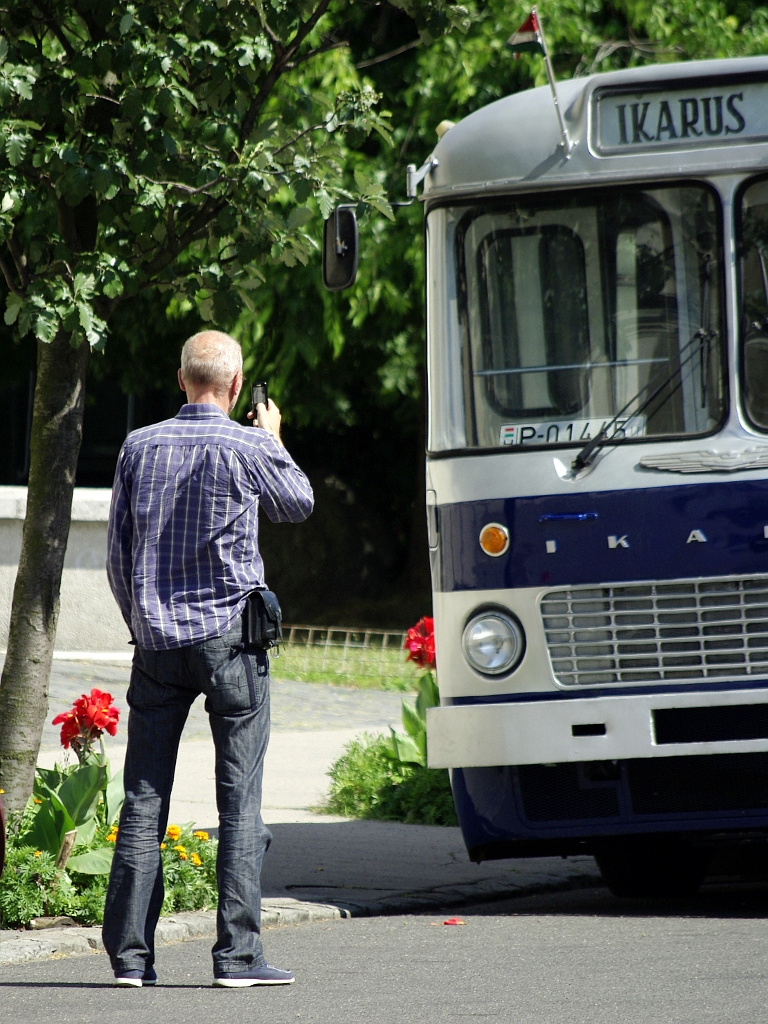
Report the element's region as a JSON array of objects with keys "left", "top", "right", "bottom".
[{"left": 616, "top": 92, "right": 746, "bottom": 145}]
